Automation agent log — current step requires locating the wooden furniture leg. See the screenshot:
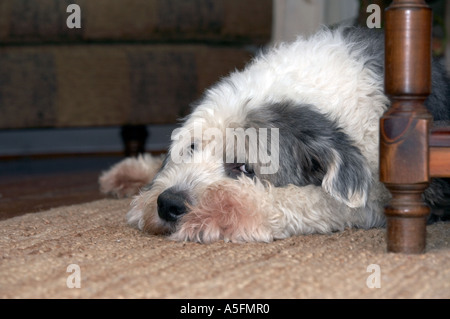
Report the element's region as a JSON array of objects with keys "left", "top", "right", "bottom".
[
  {"left": 380, "top": 0, "right": 432, "bottom": 253},
  {"left": 121, "top": 124, "right": 149, "bottom": 157}
]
